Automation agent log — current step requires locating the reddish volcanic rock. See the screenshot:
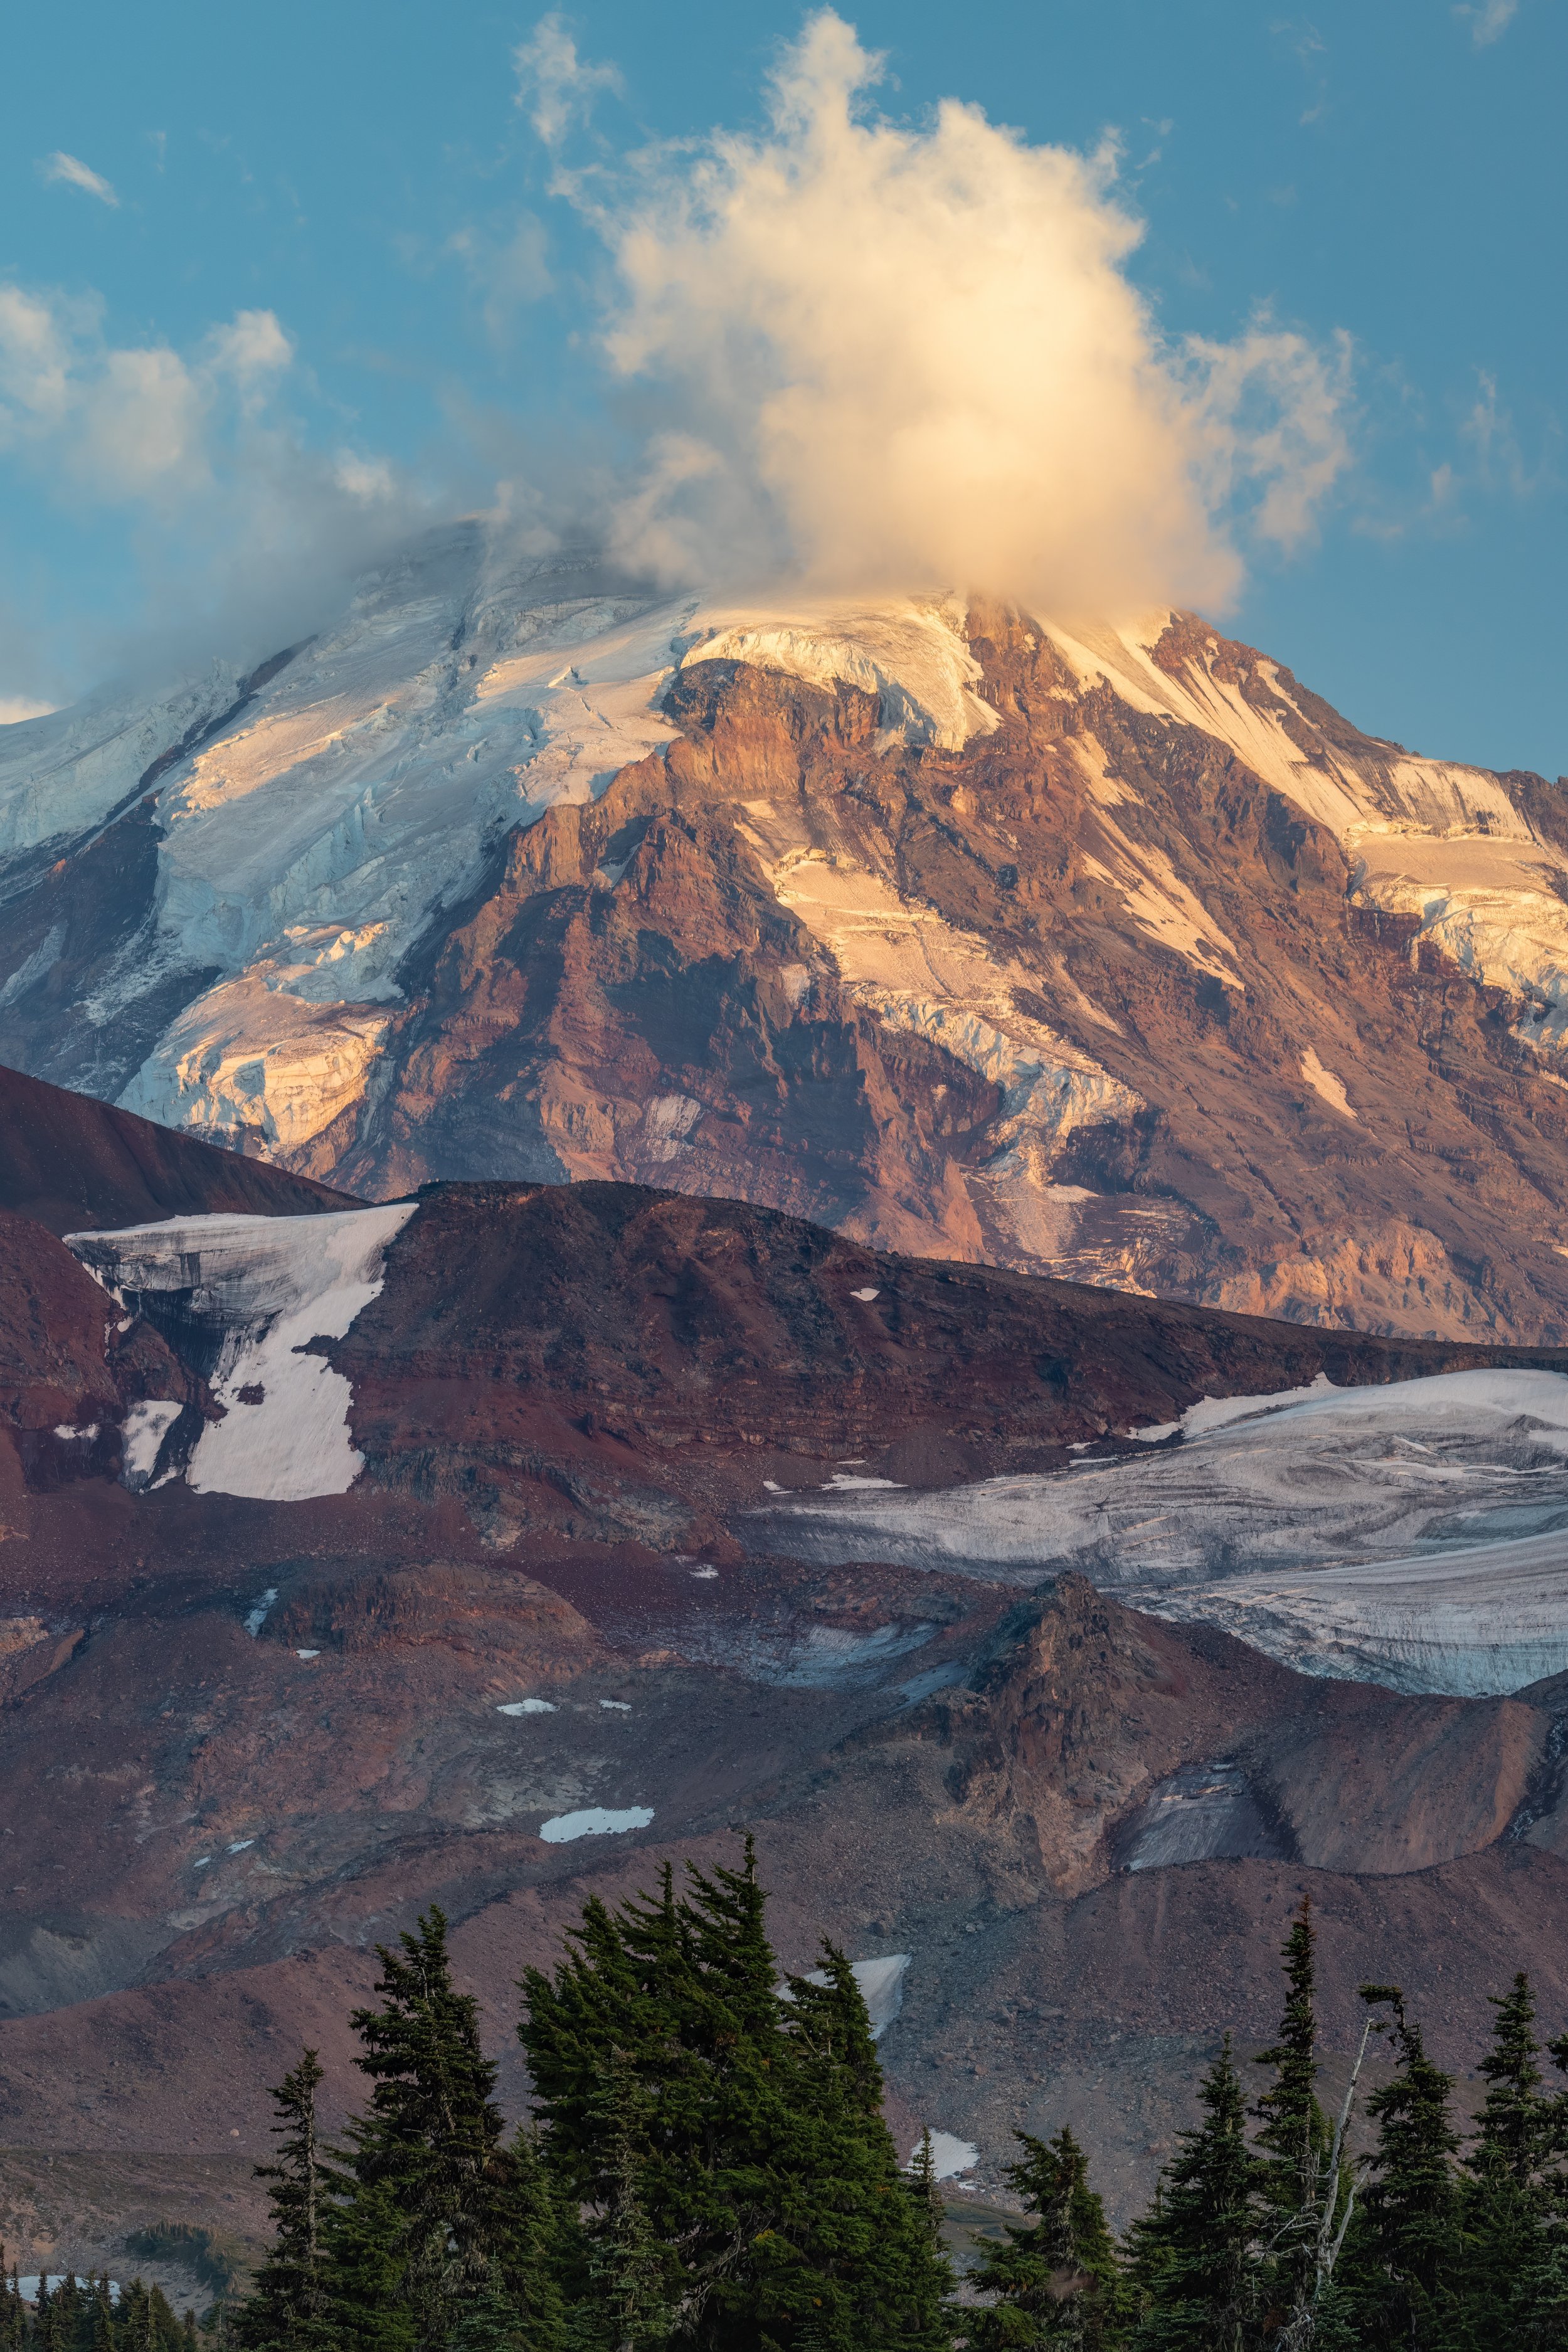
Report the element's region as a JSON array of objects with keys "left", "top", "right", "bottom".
[
  {"left": 331, "top": 1179, "right": 1568, "bottom": 1549},
  {"left": 0, "top": 1061, "right": 358, "bottom": 1237}
]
